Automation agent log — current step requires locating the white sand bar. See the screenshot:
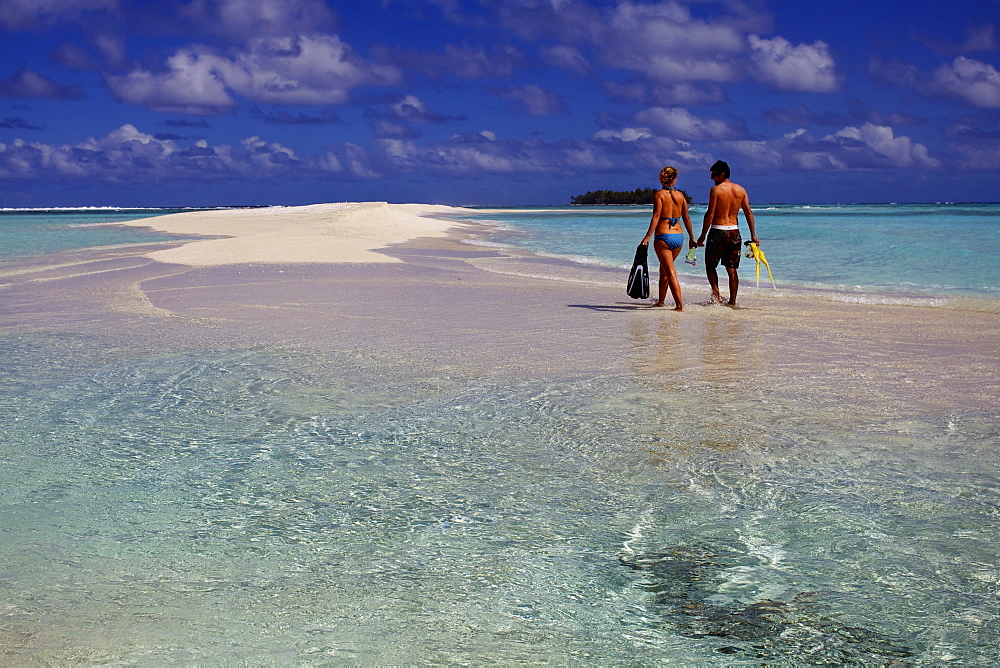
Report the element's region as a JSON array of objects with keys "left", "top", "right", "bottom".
[{"left": 124, "top": 202, "right": 466, "bottom": 266}]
